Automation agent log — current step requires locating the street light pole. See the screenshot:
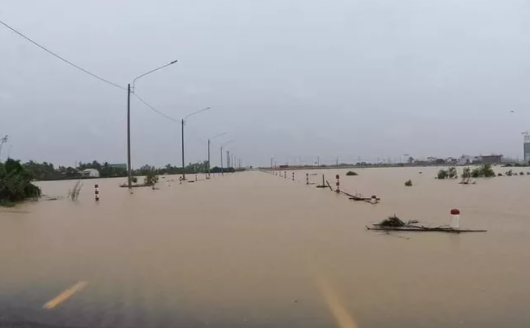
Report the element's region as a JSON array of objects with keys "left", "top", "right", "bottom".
[
  {"left": 220, "top": 146, "right": 224, "bottom": 175},
  {"left": 127, "top": 84, "right": 132, "bottom": 188},
  {"left": 180, "top": 106, "right": 212, "bottom": 181},
  {"left": 207, "top": 132, "right": 227, "bottom": 178},
  {"left": 220, "top": 139, "right": 234, "bottom": 175},
  {"left": 181, "top": 118, "right": 185, "bottom": 180},
  {"left": 126, "top": 59, "right": 178, "bottom": 189}
]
